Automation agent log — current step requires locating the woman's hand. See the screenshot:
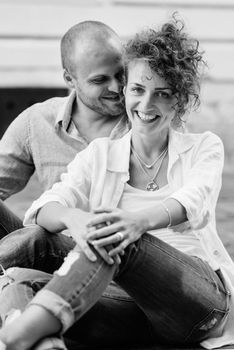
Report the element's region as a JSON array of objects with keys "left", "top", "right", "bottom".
[
  {"left": 61, "top": 208, "right": 120, "bottom": 265},
  {"left": 87, "top": 208, "right": 149, "bottom": 257}
]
